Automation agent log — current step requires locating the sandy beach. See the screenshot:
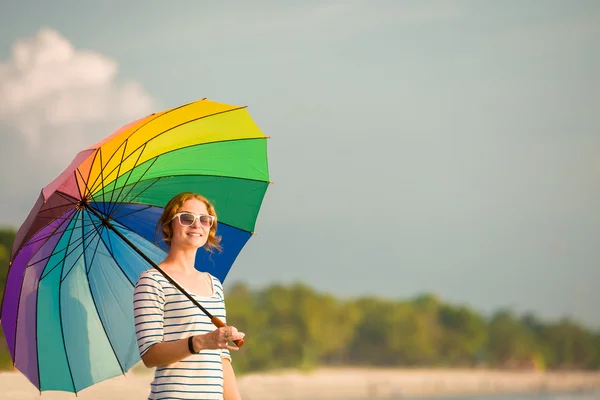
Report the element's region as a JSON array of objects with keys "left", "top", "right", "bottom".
[{"left": 1, "top": 366, "right": 600, "bottom": 399}]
